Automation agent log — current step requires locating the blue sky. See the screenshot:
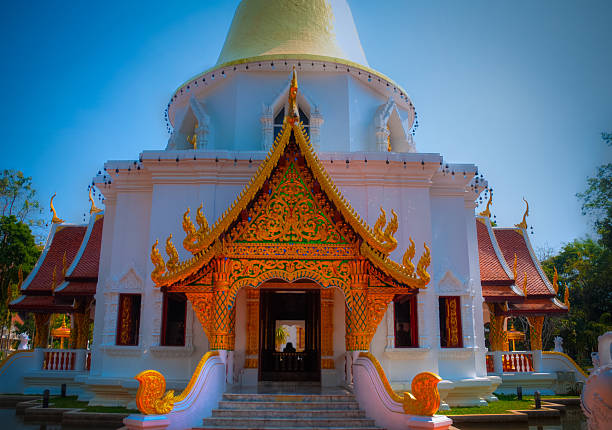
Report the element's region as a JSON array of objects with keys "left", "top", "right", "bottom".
[{"left": 1, "top": 0, "right": 611, "bottom": 252}]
